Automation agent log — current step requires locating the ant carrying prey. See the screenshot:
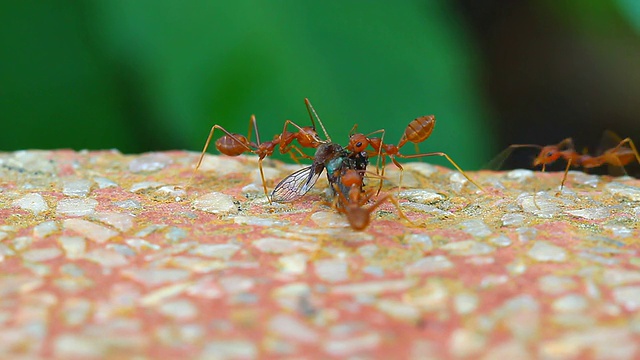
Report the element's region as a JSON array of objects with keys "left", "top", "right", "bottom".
[{"left": 347, "top": 115, "right": 484, "bottom": 194}]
